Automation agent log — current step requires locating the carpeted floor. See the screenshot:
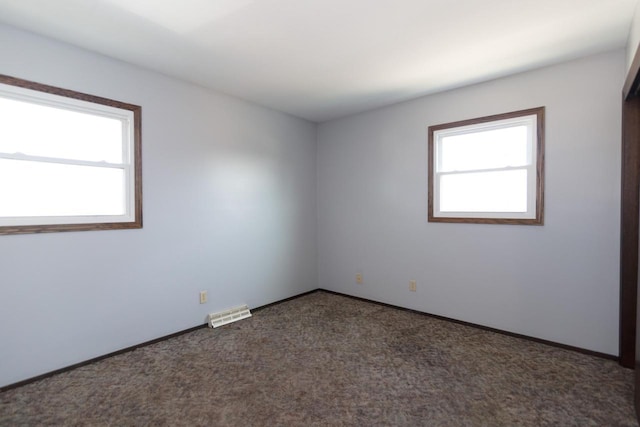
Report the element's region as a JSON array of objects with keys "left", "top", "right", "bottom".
[{"left": 0, "top": 291, "right": 637, "bottom": 426}]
